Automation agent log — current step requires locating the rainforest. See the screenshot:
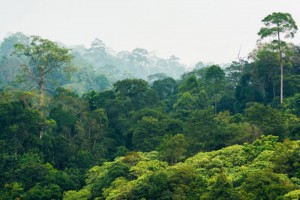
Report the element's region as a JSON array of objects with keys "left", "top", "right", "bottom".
[{"left": 1, "top": 11, "right": 300, "bottom": 200}]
